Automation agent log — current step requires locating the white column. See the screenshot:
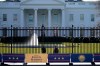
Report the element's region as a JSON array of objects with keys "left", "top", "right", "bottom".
[
  {"left": 34, "top": 9, "right": 38, "bottom": 27},
  {"left": 48, "top": 9, "right": 52, "bottom": 27},
  {"left": 20, "top": 9, "right": 24, "bottom": 37},
  {"left": 48, "top": 9, "right": 52, "bottom": 36},
  {"left": 62, "top": 9, "right": 65, "bottom": 27},
  {"left": 20, "top": 9, "right": 24, "bottom": 27}
]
